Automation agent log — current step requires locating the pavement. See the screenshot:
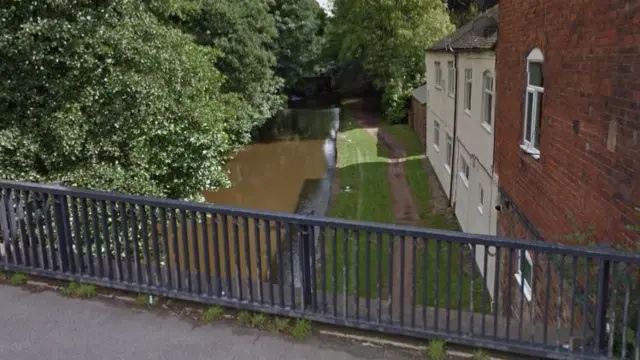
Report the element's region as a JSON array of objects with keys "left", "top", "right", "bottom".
[{"left": 0, "top": 285, "right": 417, "bottom": 360}]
